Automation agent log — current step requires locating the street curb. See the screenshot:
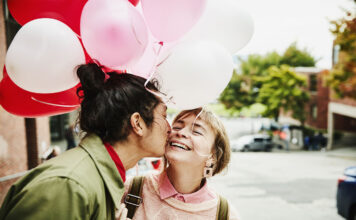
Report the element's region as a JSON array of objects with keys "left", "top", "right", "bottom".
[{"left": 325, "top": 154, "right": 356, "bottom": 161}]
